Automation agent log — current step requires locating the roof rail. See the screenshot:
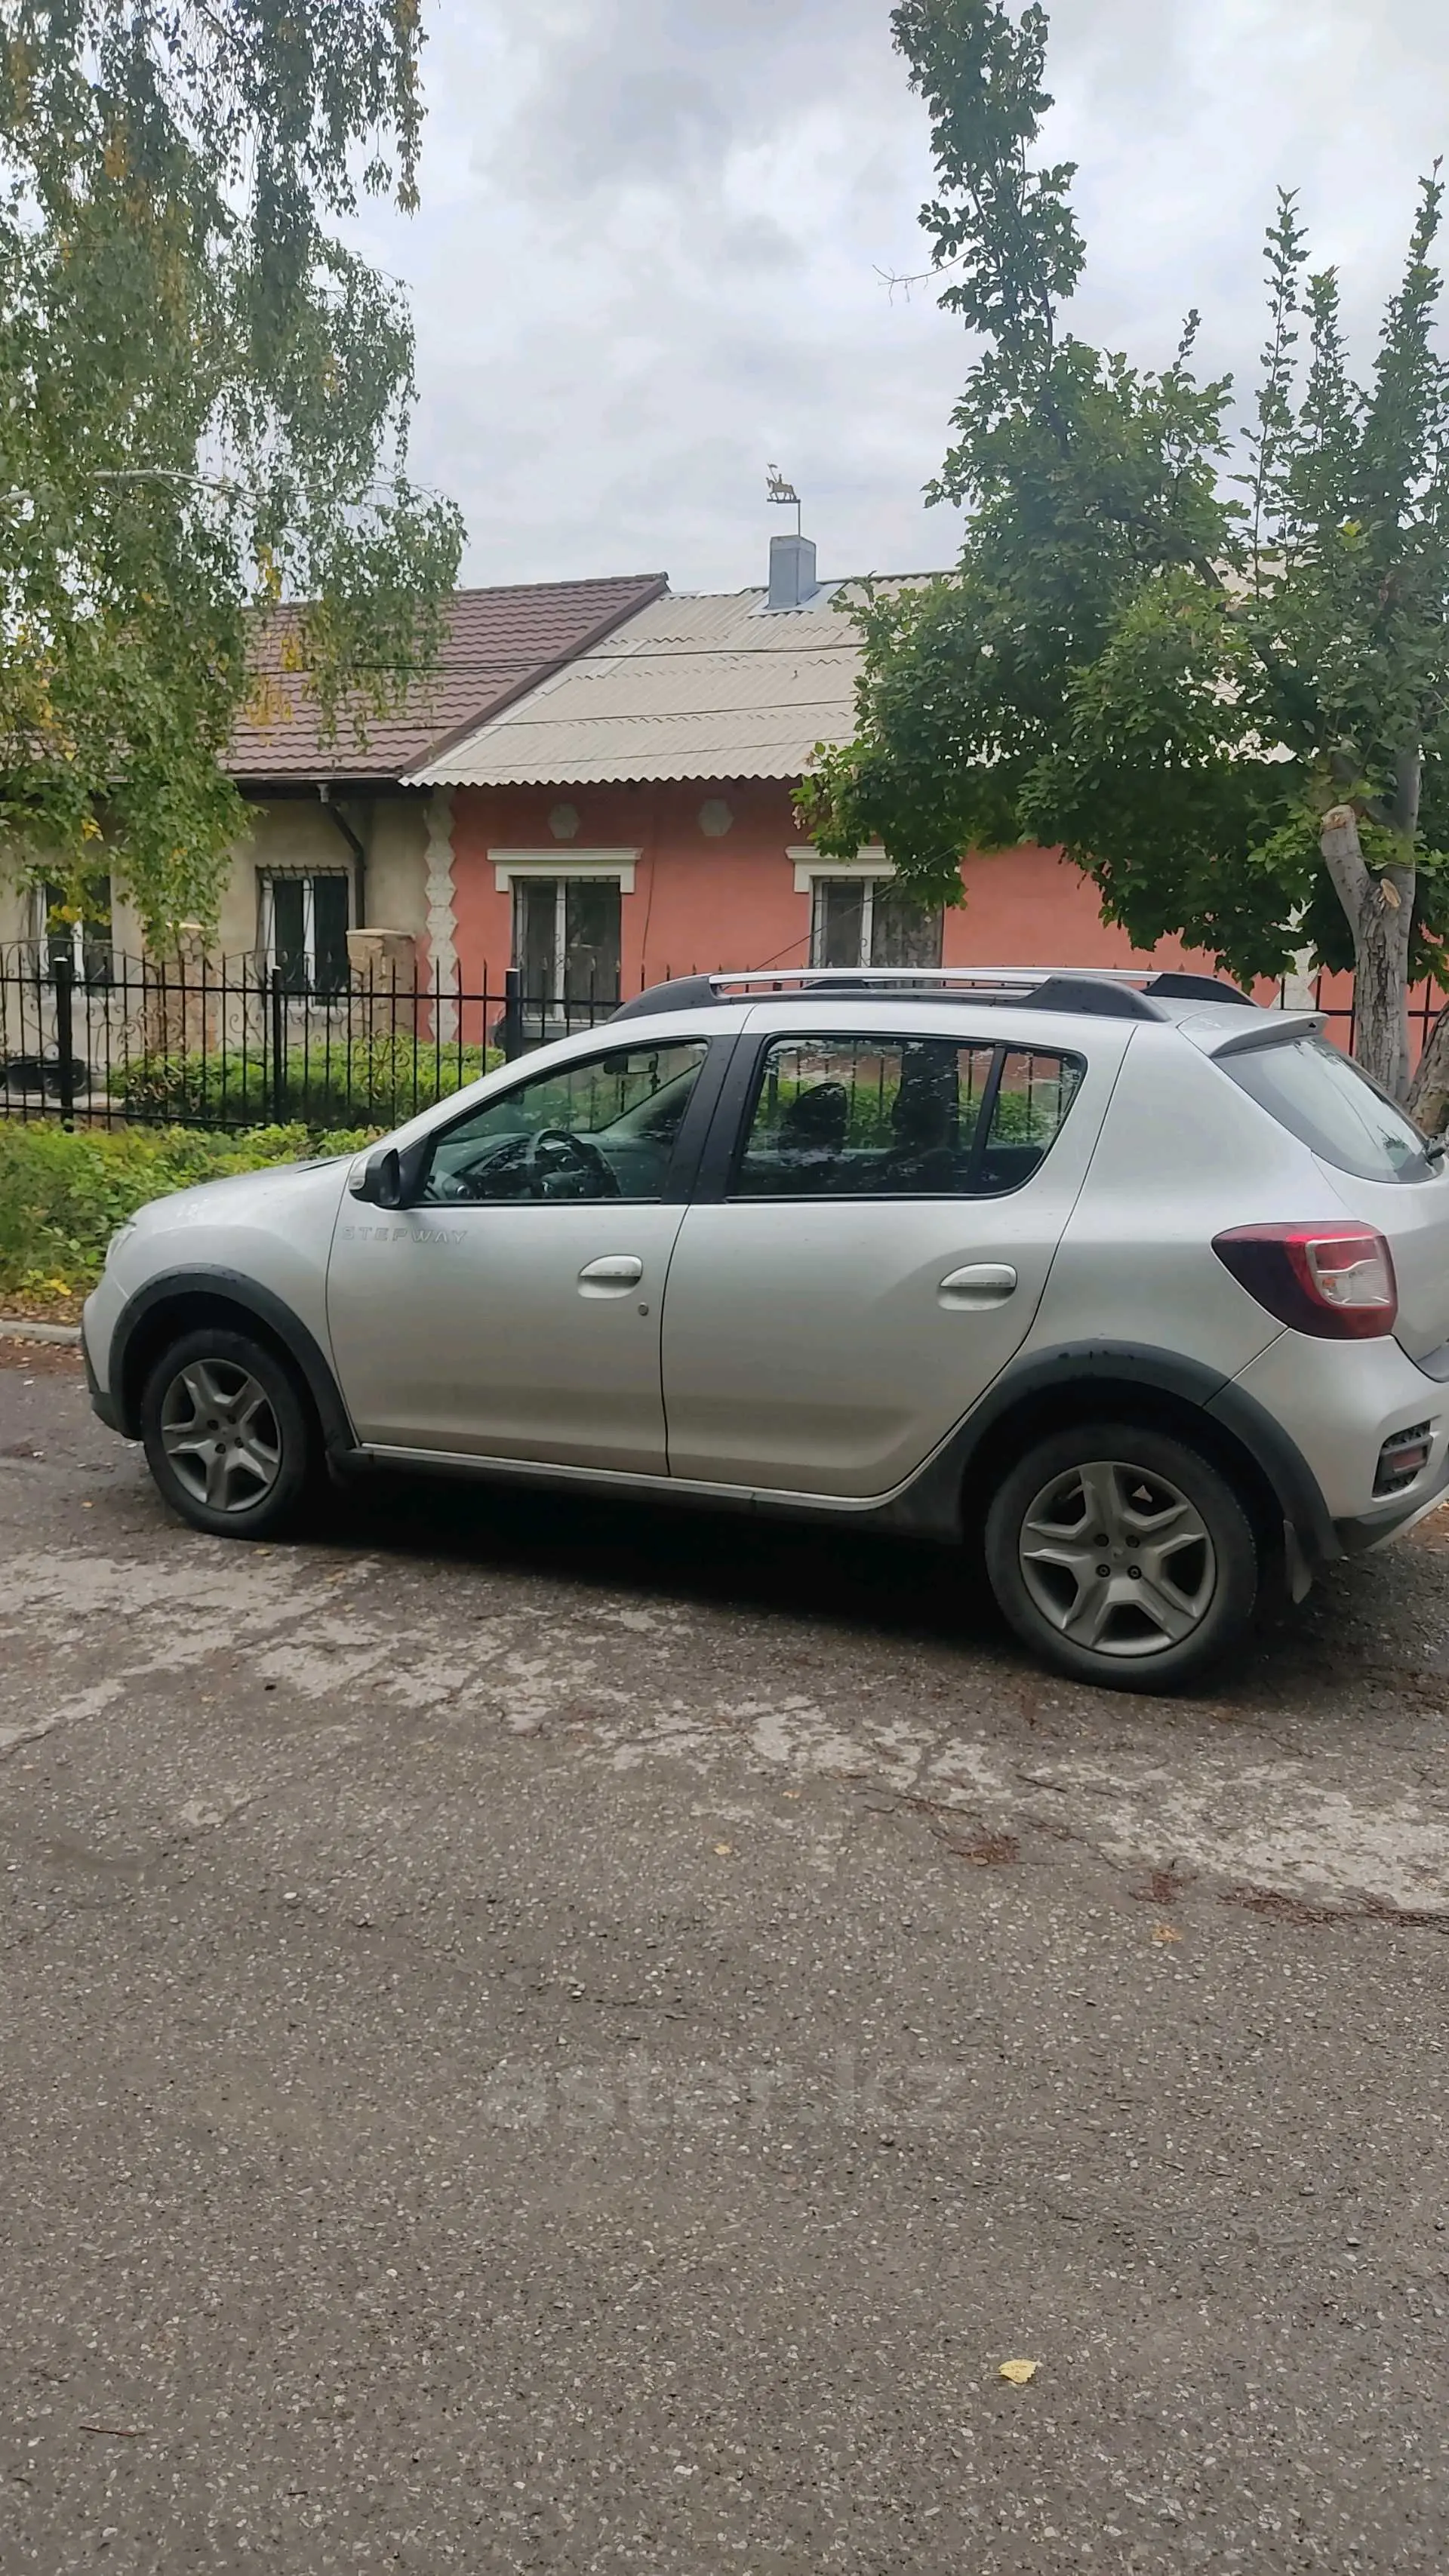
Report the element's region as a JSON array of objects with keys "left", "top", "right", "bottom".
[{"left": 609, "top": 965, "right": 1254, "bottom": 1025}]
